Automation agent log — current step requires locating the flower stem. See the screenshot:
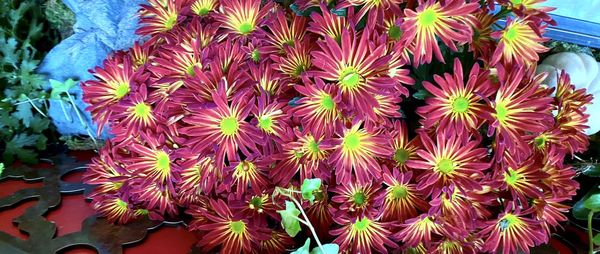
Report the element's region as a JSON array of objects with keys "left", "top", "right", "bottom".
[
  {"left": 589, "top": 211, "right": 595, "bottom": 254},
  {"left": 290, "top": 197, "right": 326, "bottom": 254}
]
